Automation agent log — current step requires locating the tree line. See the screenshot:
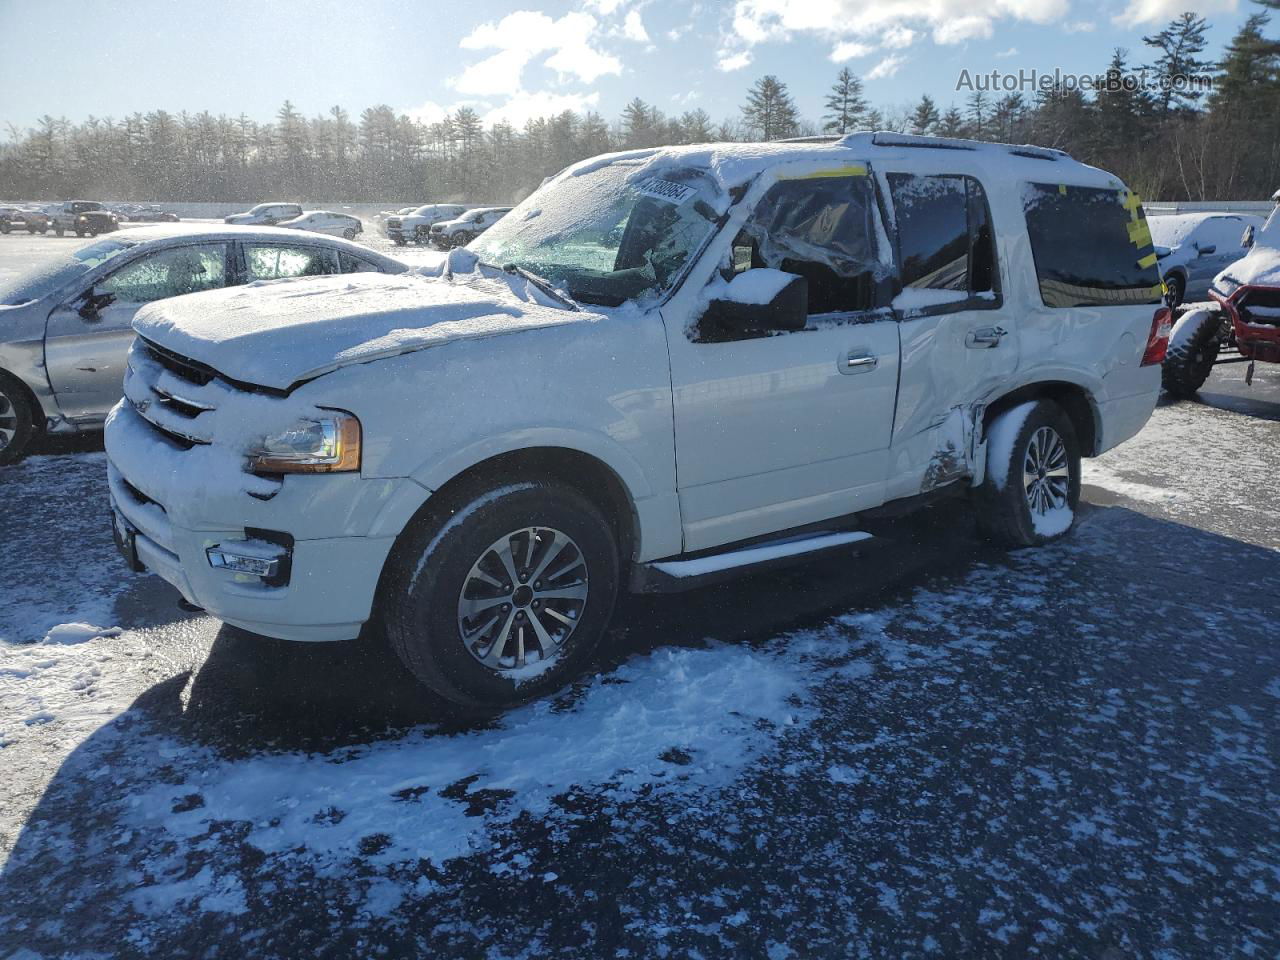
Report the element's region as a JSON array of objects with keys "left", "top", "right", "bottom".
[{"left": 1, "top": 8, "right": 1277, "bottom": 204}]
